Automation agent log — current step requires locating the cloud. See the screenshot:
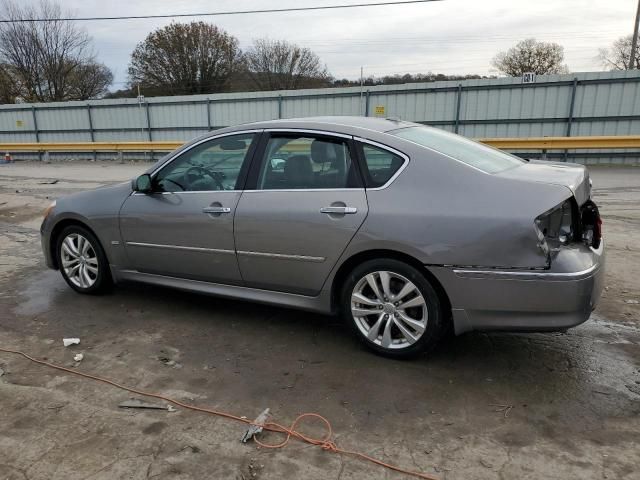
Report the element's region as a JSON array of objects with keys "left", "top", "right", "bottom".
[{"left": 16, "top": 0, "right": 633, "bottom": 86}]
